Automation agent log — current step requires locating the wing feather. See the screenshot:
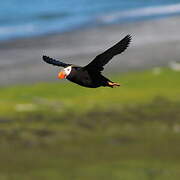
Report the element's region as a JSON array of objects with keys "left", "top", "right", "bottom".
[
  {"left": 84, "top": 35, "right": 131, "bottom": 71},
  {"left": 42, "top": 56, "right": 71, "bottom": 67}
]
